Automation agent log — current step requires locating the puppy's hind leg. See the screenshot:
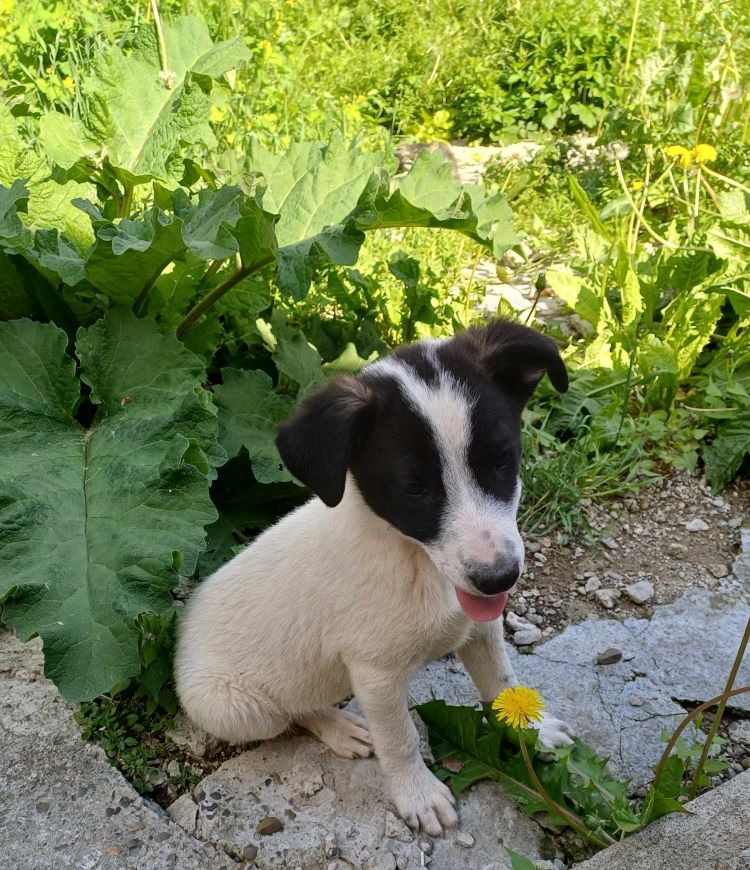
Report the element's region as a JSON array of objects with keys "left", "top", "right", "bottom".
[
  {"left": 296, "top": 707, "right": 373, "bottom": 759},
  {"left": 178, "top": 675, "right": 291, "bottom": 745}
]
